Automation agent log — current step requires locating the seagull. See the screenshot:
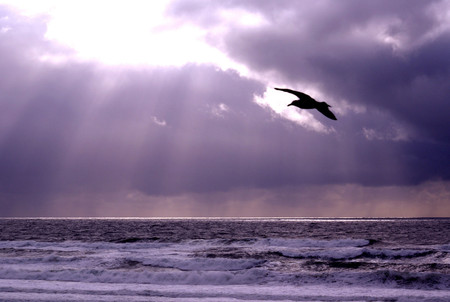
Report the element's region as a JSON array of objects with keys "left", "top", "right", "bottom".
[{"left": 275, "top": 88, "right": 337, "bottom": 120}]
